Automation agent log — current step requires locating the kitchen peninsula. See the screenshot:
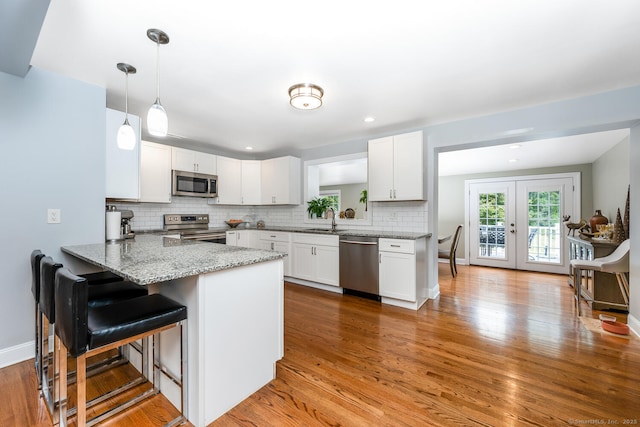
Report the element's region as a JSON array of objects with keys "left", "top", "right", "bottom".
[{"left": 62, "top": 235, "right": 286, "bottom": 426}]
